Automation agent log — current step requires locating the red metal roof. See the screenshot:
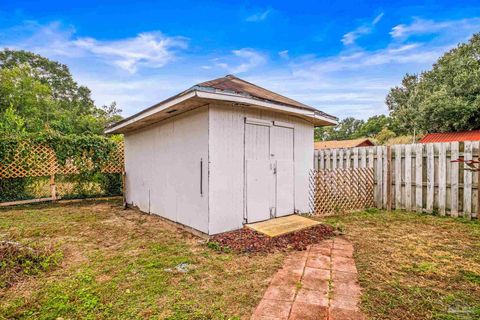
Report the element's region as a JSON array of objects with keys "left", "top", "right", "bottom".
[{"left": 420, "top": 130, "right": 480, "bottom": 143}]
